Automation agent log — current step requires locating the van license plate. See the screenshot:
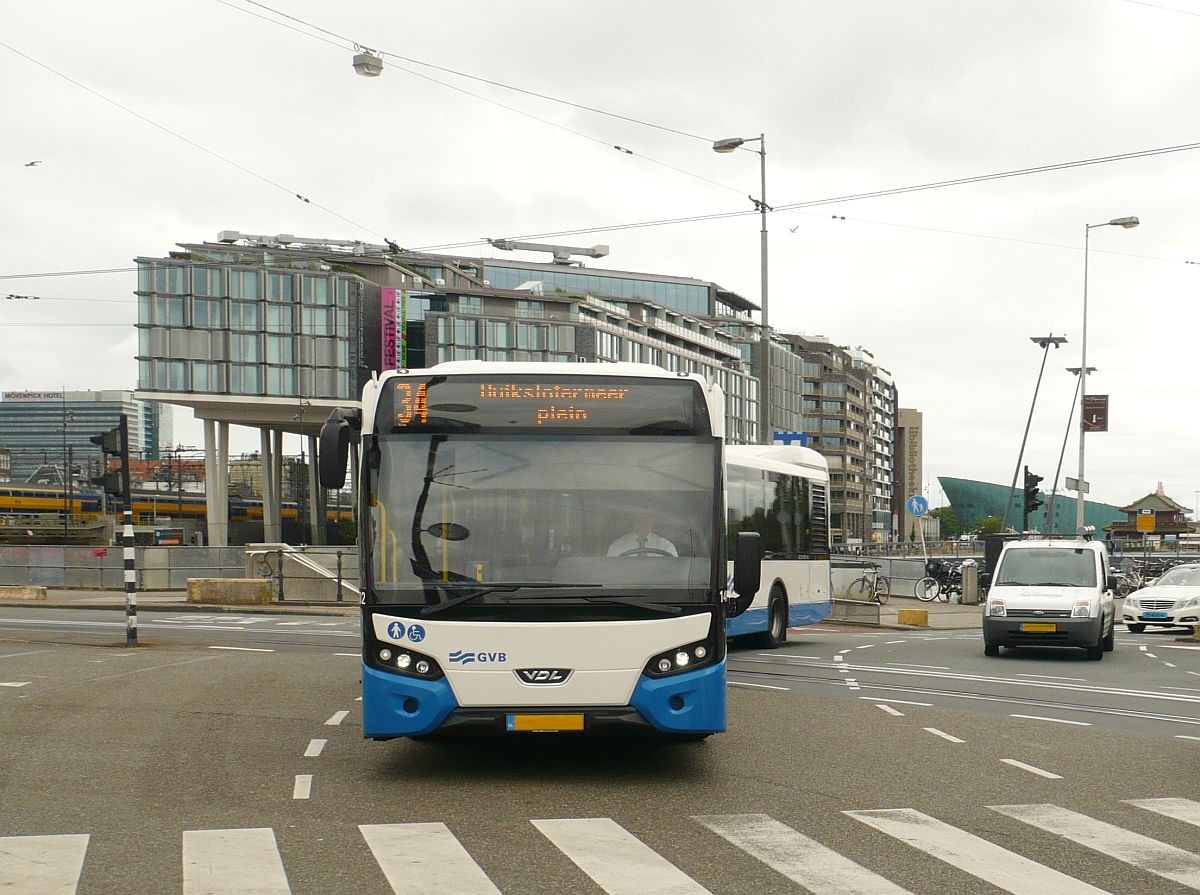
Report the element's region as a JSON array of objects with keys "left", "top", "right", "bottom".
[
  {"left": 506, "top": 713, "right": 584, "bottom": 732},
  {"left": 1143, "top": 612, "right": 1169, "bottom": 620},
  {"left": 1020, "top": 622, "right": 1057, "bottom": 632}
]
